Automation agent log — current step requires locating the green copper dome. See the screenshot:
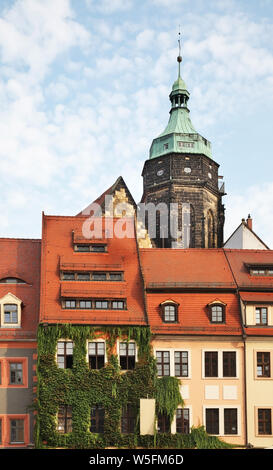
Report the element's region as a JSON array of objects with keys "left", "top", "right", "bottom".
[
  {"left": 172, "top": 75, "right": 188, "bottom": 92},
  {"left": 149, "top": 67, "right": 212, "bottom": 160}
]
